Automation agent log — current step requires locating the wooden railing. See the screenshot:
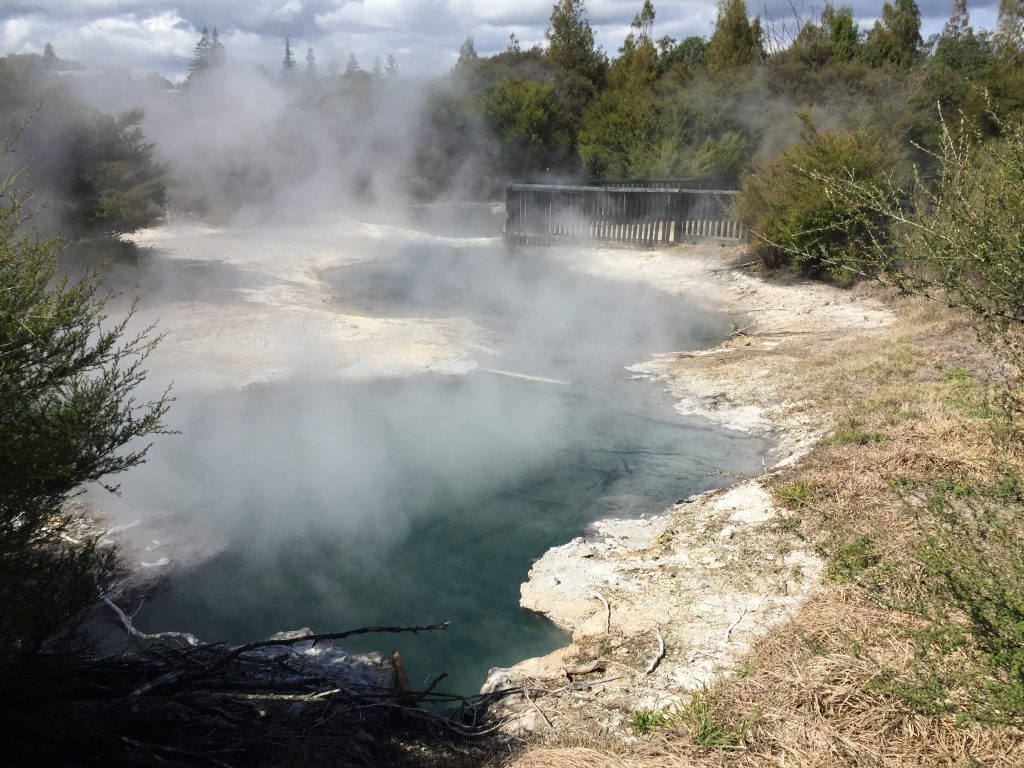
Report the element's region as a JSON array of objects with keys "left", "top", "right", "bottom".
[{"left": 504, "top": 181, "right": 744, "bottom": 247}]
